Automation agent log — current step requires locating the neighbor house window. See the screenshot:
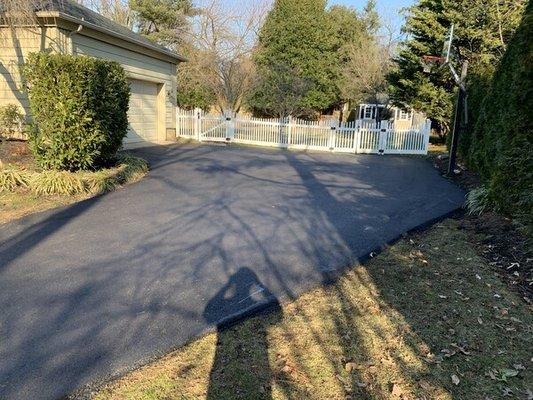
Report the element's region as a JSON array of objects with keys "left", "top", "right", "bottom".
[
  {"left": 397, "top": 109, "right": 412, "bottom": 120},
  {"left": 360, "top": 105, "right": 376, "bottom": 119}
]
